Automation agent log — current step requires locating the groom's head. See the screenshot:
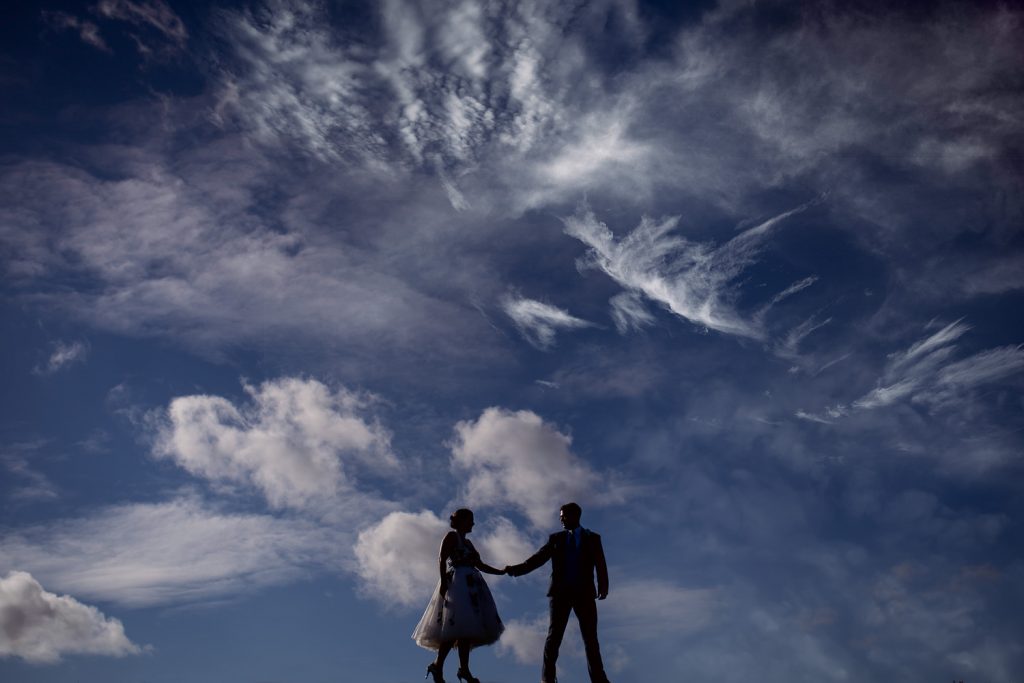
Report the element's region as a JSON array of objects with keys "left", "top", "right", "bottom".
[{"left": 560, "top": 502, "right": 582, "bottom": 529}]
